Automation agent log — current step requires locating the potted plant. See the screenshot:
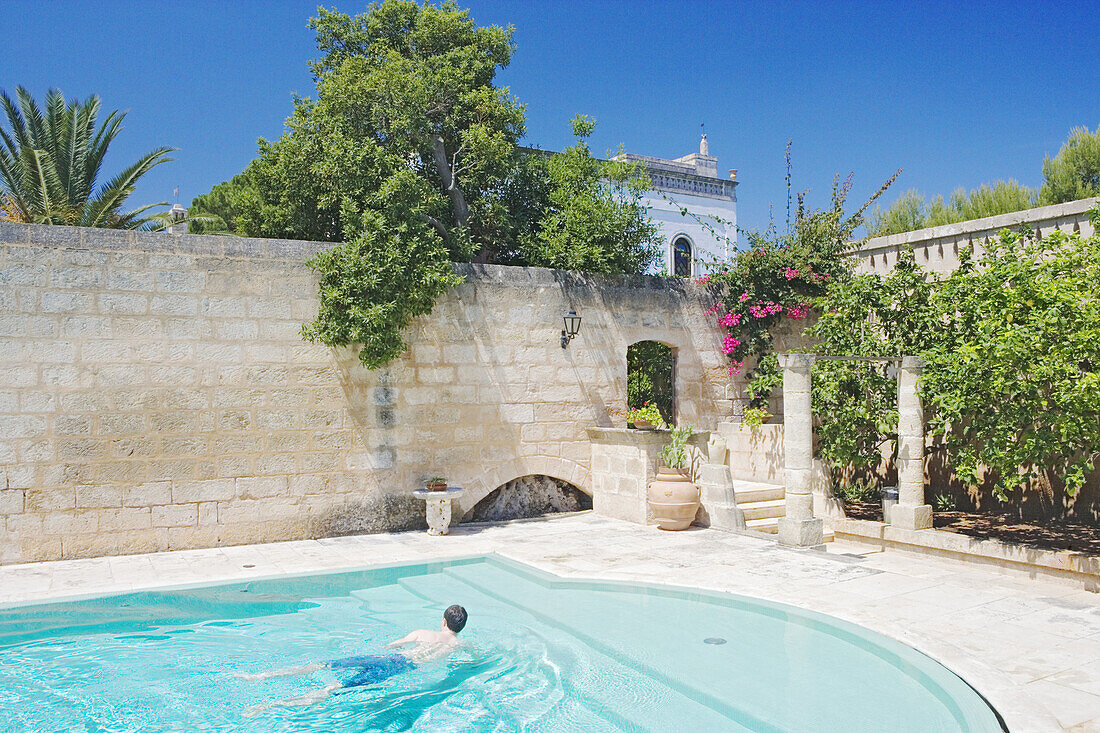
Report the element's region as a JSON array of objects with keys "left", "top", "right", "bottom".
[
  {"left": 647, "top": 424, "right": 700, "bottom": 530},
  {"left": 627, "top": 402, "right": 664, "bottom": 430},
  {"left": 424, "top": 476, "right": 447, "bottom": 491}
]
